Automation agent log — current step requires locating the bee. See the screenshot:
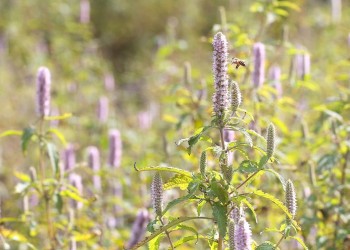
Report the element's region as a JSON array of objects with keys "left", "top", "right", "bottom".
[{"left": 231, "top": 57, "right": 246, "bottom": 69}]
